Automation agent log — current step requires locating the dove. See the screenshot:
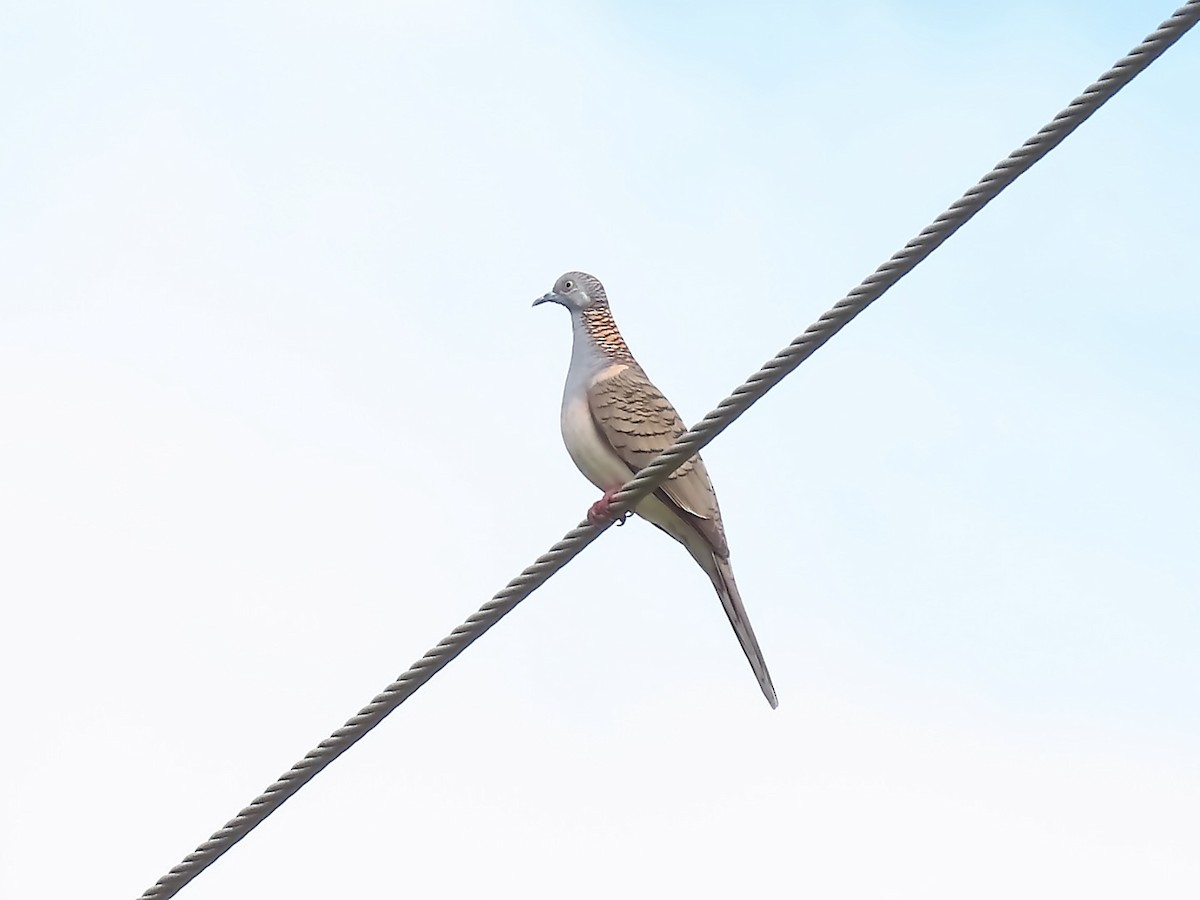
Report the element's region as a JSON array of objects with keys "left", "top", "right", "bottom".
[{"left": 534, "top": 272, "right": 778, "bottom": 708}]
